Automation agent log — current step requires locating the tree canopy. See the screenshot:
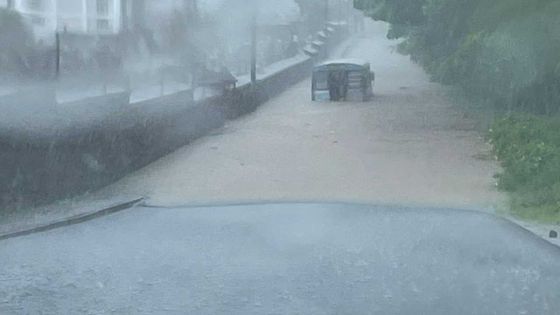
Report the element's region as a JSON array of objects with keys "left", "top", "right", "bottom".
[
  {"left": 355, "top": 0, "right": 560, "bottom": 114},
  {"left": 295, "top": 0, "right": 327, "bottom": 33},
  {"left": 0, "top": 8, "right": 34, "bottom": 75}
]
